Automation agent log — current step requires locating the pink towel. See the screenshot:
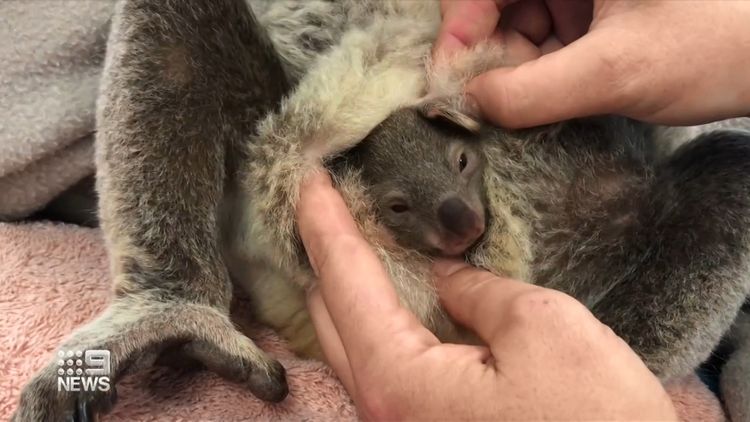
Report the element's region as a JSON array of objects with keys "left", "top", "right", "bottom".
[{"left": 0, "top": 222, "right": 726, "bottom": 421}]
